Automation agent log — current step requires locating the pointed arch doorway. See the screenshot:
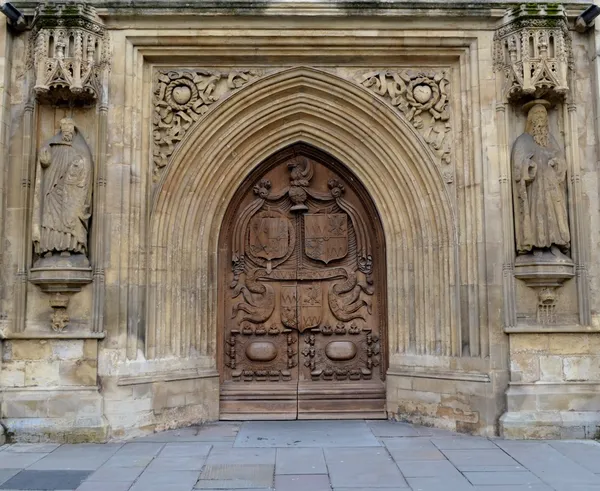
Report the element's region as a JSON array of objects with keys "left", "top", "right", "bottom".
[{"left": 218, "top": 144, "right": 387, "bottom": 420}]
